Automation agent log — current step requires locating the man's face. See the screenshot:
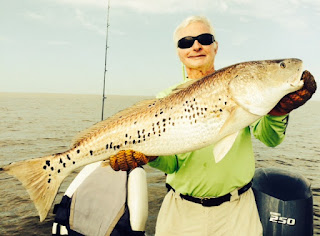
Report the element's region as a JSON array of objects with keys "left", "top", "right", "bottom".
[{"left": 176, "top": 22, "right": 218, "bottom": 71}]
